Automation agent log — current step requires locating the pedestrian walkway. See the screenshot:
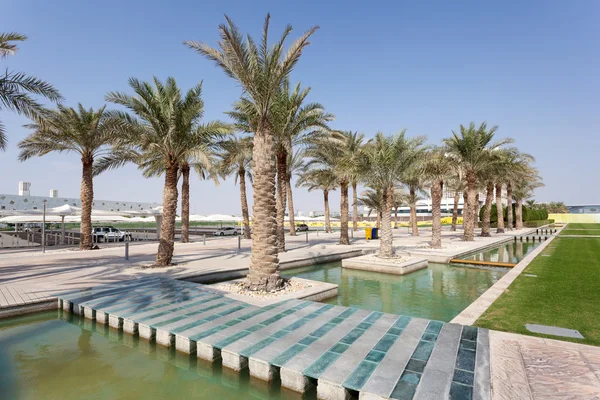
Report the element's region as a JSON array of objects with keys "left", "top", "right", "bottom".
[{"left": 57, "top": 277, "right": 490, "bottom": 400}]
